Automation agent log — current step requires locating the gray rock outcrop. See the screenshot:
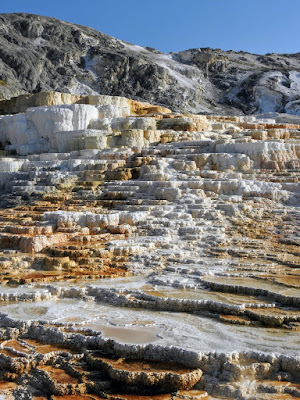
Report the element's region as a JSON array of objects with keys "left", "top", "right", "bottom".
[{"left": 1, "top": 13, "right": 300, "bottom": 116}]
